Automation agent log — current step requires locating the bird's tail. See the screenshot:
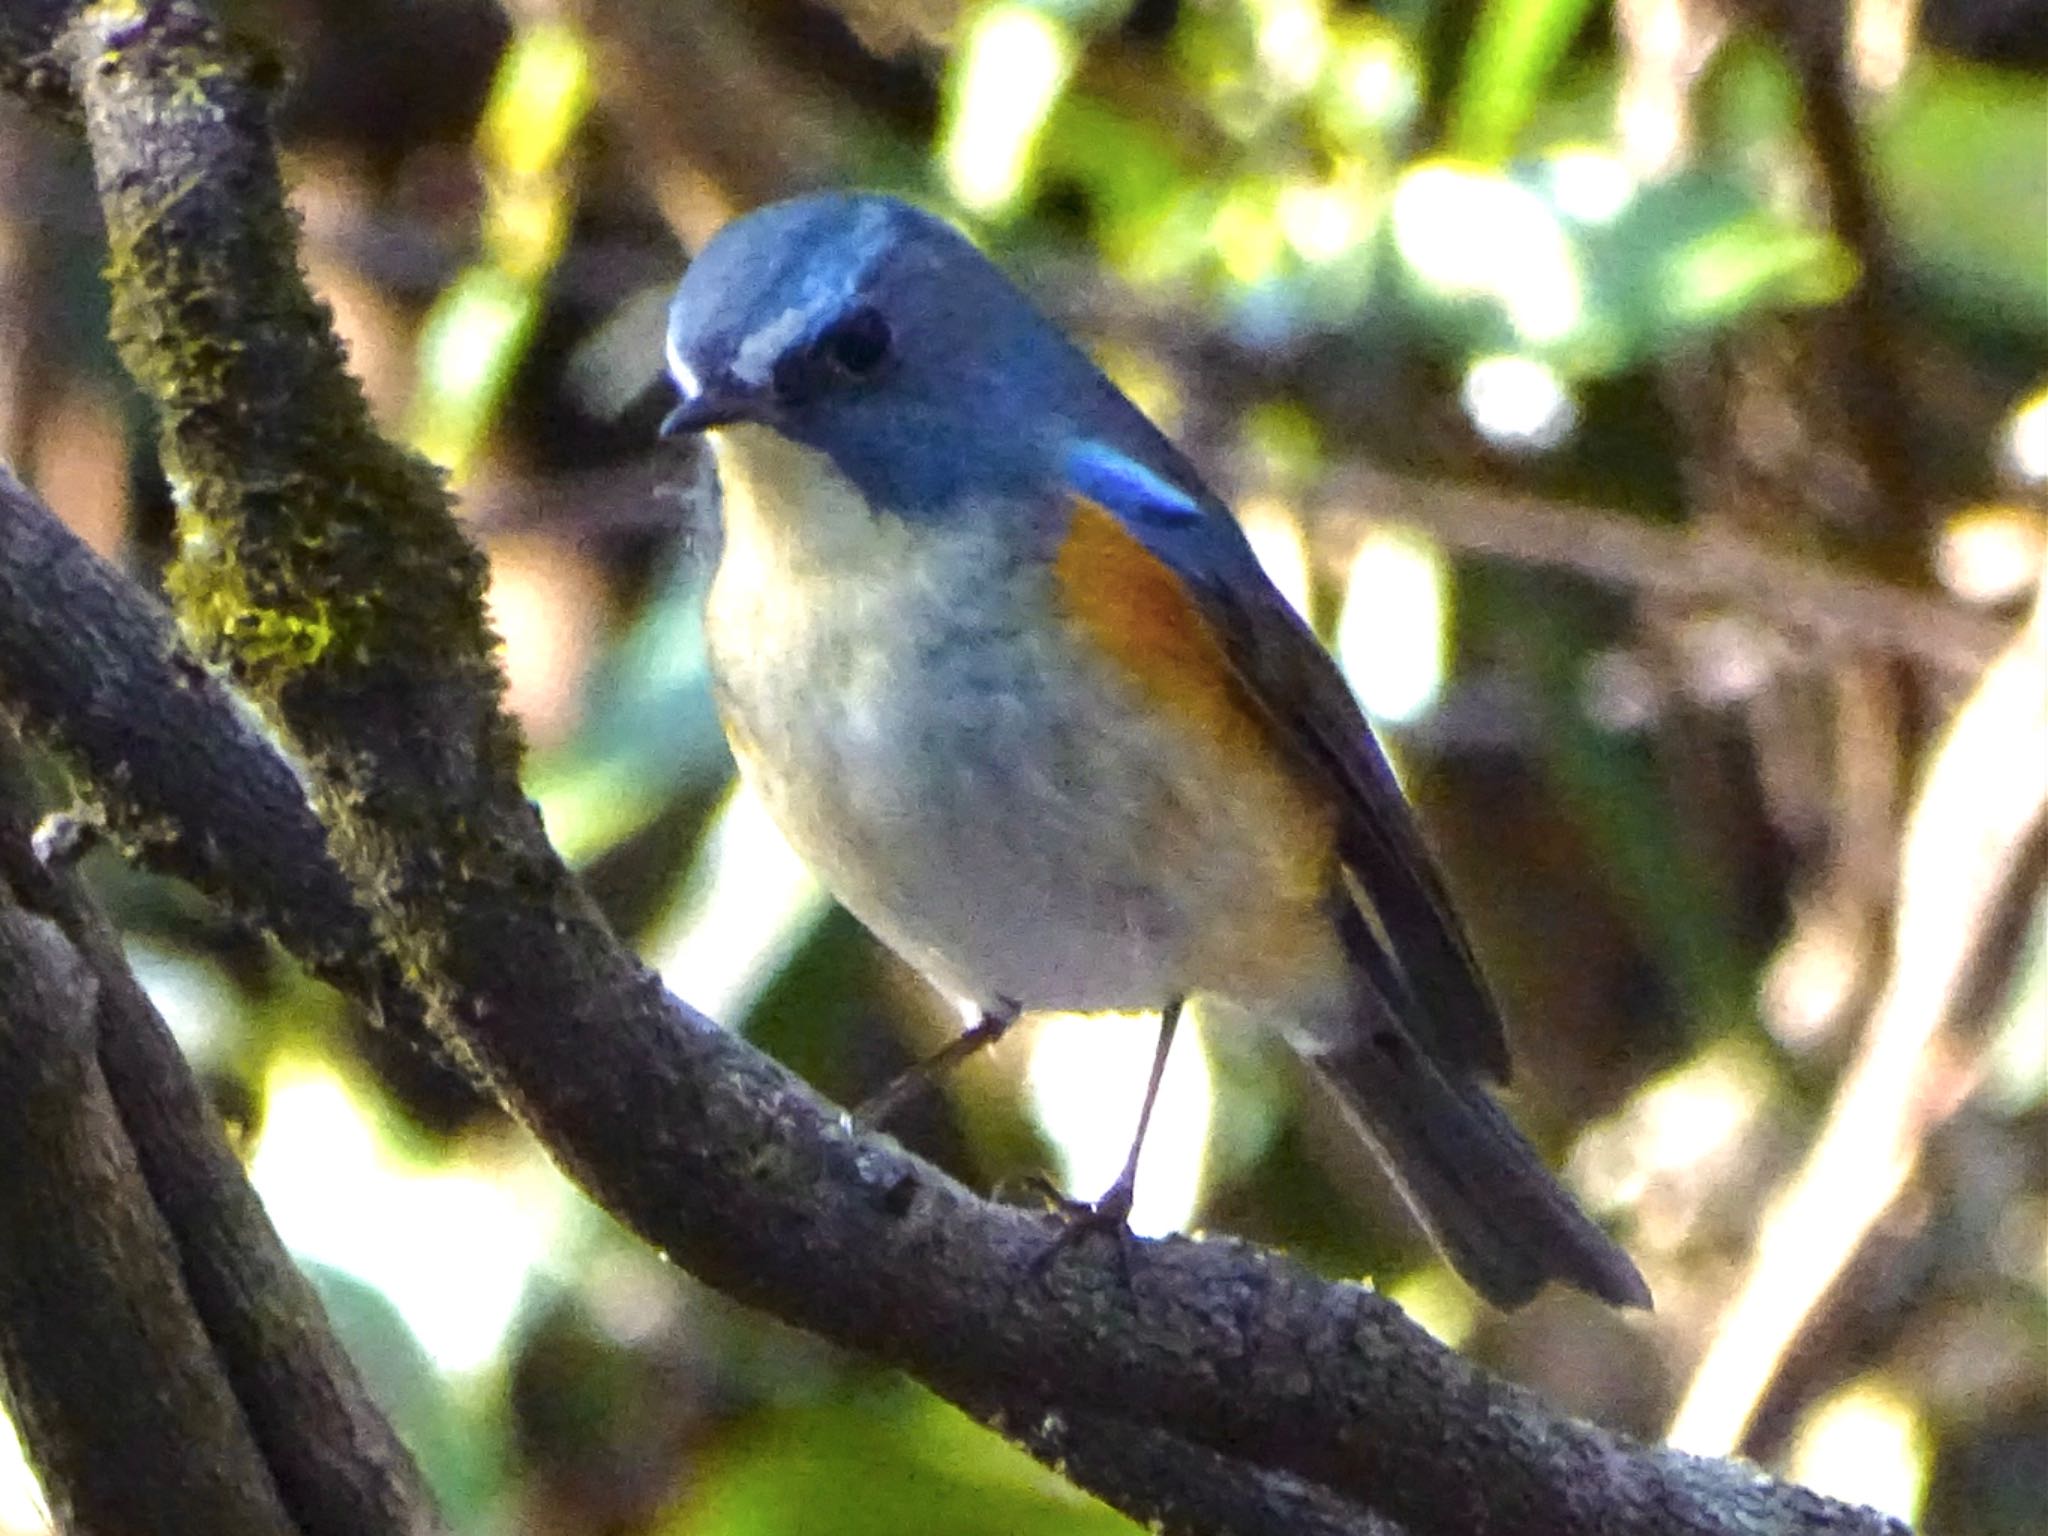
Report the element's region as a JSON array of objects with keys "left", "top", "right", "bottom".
[{"left": 1305, "top": 1025, "right": 1650, "bottom": 1310}]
